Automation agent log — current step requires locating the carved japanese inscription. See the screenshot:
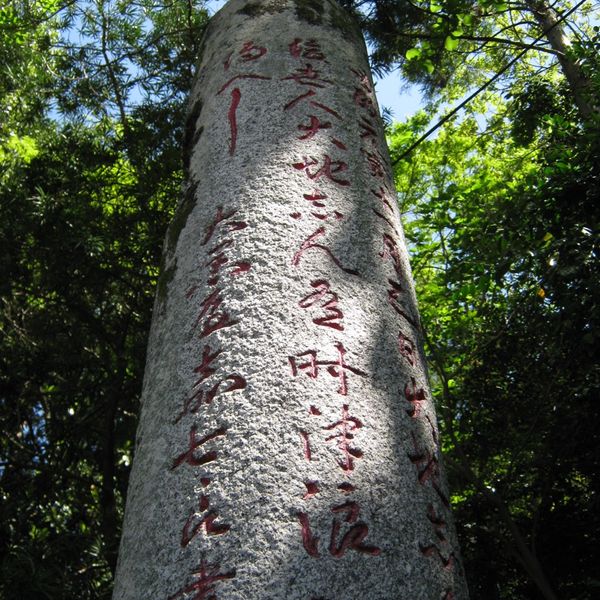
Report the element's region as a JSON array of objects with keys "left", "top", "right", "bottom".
[{"left": 113, "top": 1, "right": 468, "bottom": 599}]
